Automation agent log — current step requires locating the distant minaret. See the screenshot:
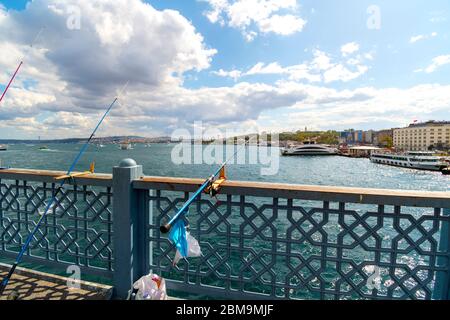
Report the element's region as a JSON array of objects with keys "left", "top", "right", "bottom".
[{"left": 305, "top": 126, "right": 307, "bottom": 132}]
